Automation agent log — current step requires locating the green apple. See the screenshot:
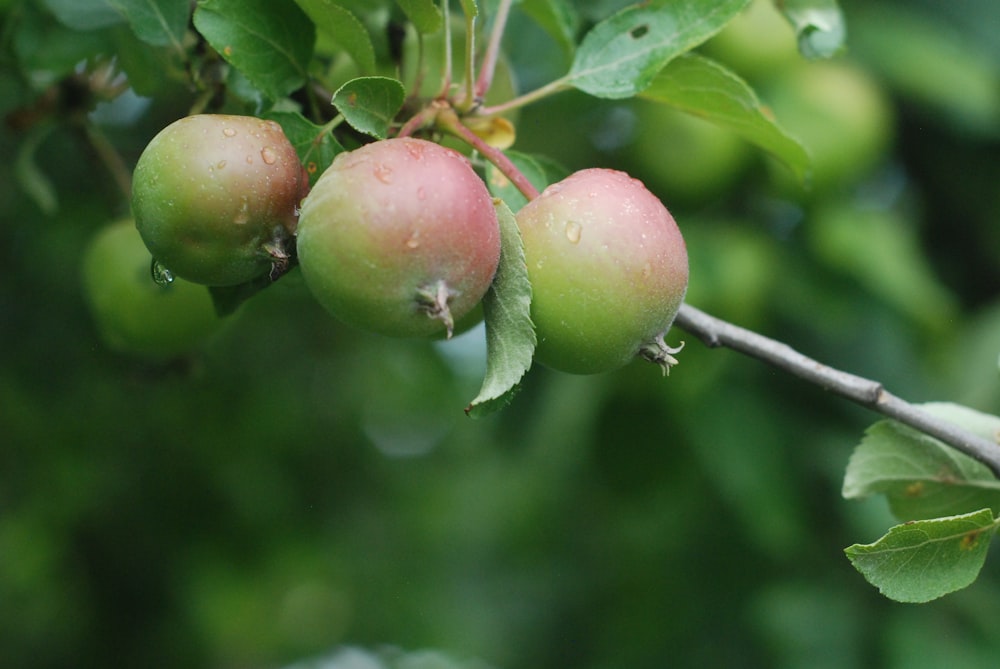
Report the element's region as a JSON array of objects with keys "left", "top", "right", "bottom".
[
  {"left": 82, "top": 219, "right": 225, "bottom": 359},
  {"left": 627, "top": 99, "right": 753, "bottom": 206},
  {"left": 764, "top": 61, "right": 895, "bottom": 196},
  {"left": 131, "top": 114, "right": 307, "bottom": 286},
  {"left": 701, "top": 0, "right": 801, "bottom": 83},
  {"left": 515, "top": 168, "right": 689, "bottom": 374}
]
